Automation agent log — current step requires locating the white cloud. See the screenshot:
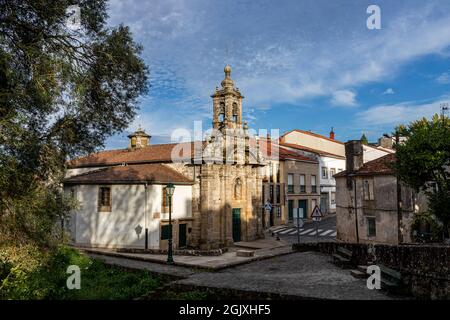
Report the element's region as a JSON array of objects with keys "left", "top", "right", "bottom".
[
  {"left": 356, "top": 97, "right": 446, "bottom": 126},
  {"left": 331, "top": 90, "right": 357, "bottom": 107},
  {"left": 436, "top": 72, "right": 450, "bottom": 84},
  {"left": 382, "top": 88, "right": 395, "bottom": 95}
]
